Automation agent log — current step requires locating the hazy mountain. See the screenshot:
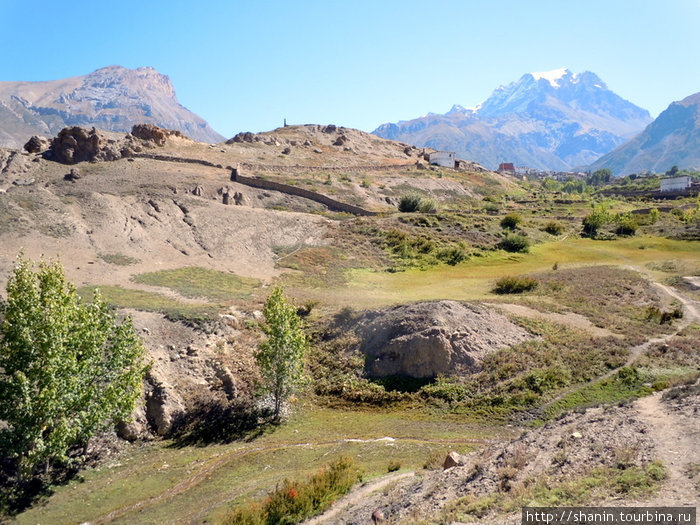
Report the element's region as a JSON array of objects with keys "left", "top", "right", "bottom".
[
  {"left": 589, "top": 92, "right": 700, "bottom": 175},
  {"left": 373, "top": 68, "right": 652, "bottom": 171},
  {"left": 0, "top": 66, "right": 225, "bottom": 148}
]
